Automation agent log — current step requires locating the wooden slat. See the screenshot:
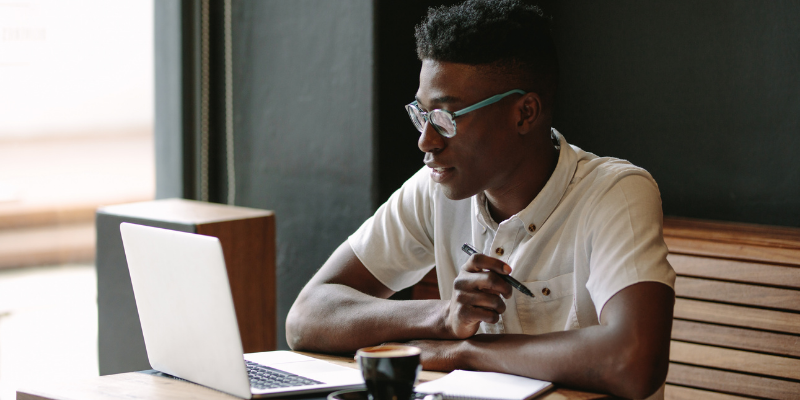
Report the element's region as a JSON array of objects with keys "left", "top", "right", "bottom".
[
  {"left": 663, "top": 217, "right": 800, "bottom": 251},
  {"left": 0, "top": 222, "right": 95, "bottom": 269},
  {"left": 675, "top": 276, "right": 800, "bottom": 312},
  {"left": 662, "top": 216, "right": 800, "bottom": 265},
  {"left": 665, "top": 236, "right": 800, "bottom": 266},
  {"left": 412, "top": 268, "right": 440, "bottom": 300},
  {"left": 412, "top": 282, "right": 441, "bottom": 300},
  {"left": 667, "top": 363, "right": 800, "bottom": 400},
  {"left": 665, "top": 385, "right": 754, "bottom": 400},
  {"left": 0, "top": 201, "right": 96, "bottom": 229},
  {"left": 669, "top": 254, "right": 800, "bottom": 289},
  {"left": 672, "top": 320, "right": 800, "bottom": 358},
  {"left": 670, "top": 341, "right": 800, "bottom": 380},
  {"left": 674, "top": 298, "right": 800, "bottom": 335}
]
